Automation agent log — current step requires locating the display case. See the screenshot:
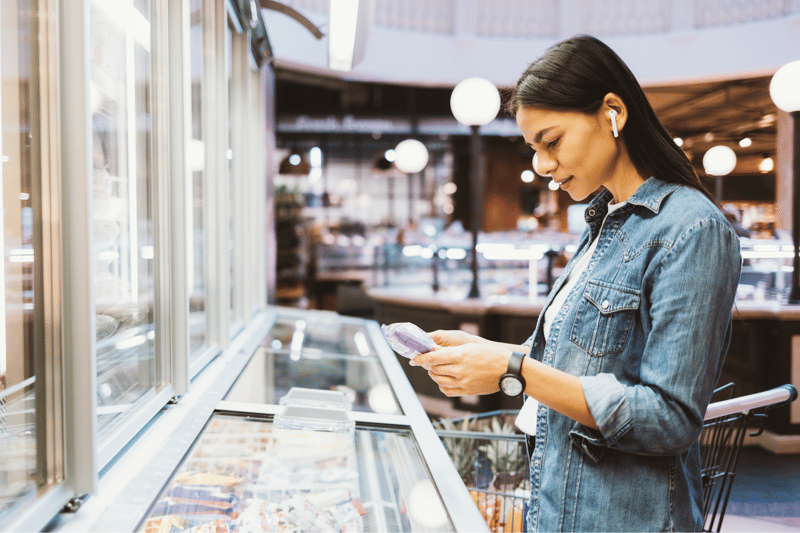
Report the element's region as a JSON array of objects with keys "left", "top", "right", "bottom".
[
  {"left": 138, "top": 412, "right": 458, "bottom": 532},
  {"left": 90, "top": 0, "right": 160, "bottom": 440},
  {"left": 367, "top": 229, "right": 794, "bottom": 304},
  {"left": 113, "top": 307, "right": 488, "bottom": 532},
  {"left": 226, "top": 309, "right": 401, "bottom": 414},
  {"left": 737, "top": 237, "right": 793, "bottom": 302},
  {"left": 329, "top": 226, "right": 580, "bottom": 299}
]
